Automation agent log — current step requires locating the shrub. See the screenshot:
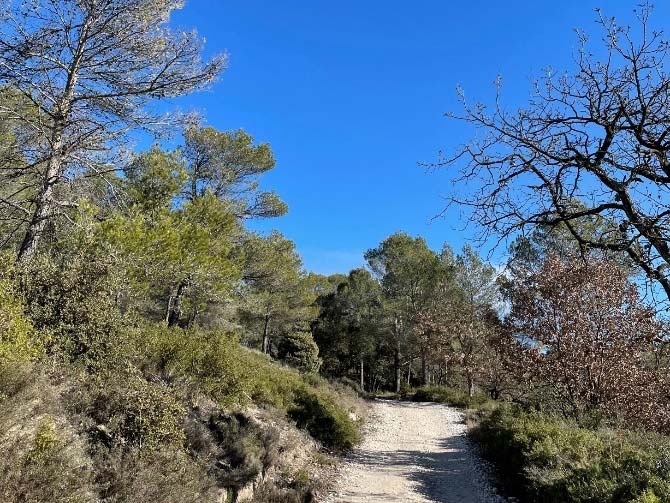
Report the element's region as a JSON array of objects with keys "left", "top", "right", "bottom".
[
  {"left": 140, "top": 326, "right": 250, "bottom": 408},
  {"left": 412, "top": 385, "right": 490, "bottom": 408},
  {"left": 288, "top": 388, "right": 360, "bottom": 451},
  {"left": 18, "top": 253, "right": 127, "bottom": 366},
  {"left": 93, "top": 446, "right": 217, "bottom": 503},
  {"left": 0, "top": 415, "right": 96, "bottom": 503},
  {"left": 242, "top": 350, "right": 306, "bottom": 411},
  {"left": 0, "top": 272, "right": 43, "bottom": 364},
  {"left": 137, "top": 325, "right": 362, "bottom": 451},
  {"left": 277, "top": 329, "right": 321, "bottom": 373},
  {"left": 71, "top": 369, "right": 186, "bottom": 450},
  {"left": 473, "top": 407, "right": 670, "bottom": 503}
]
